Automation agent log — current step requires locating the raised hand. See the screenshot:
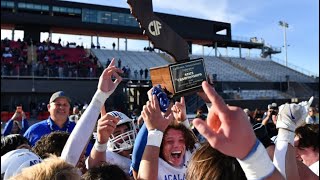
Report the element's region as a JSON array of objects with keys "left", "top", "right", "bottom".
[
  {"left": 11, "top": 111, "right": 20, "bottom": 120},
  {"left": 98, "top": 58, "right": 123, "bottom": 94},
  {"left": 171, "top": 97, "right": 187, "bottom": 122},
  {"left": 142, "top": 95, "right": 174, "bottom": 132},
  {"left": 97, "top": 107, "right": 120, "bottom": 144},
  {"left": 147, "top": 87, "right": 173, "bottom": 118},
  {"left": 193, "top": 81, "right": 256, "bottom": 159},
  {"left": 276, "top": 96, "right": 314, "bottom": 132}
]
